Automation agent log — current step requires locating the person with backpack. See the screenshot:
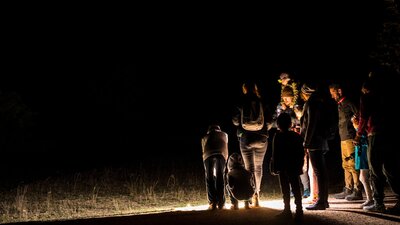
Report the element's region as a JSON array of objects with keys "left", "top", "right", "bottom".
[
  {"left": 329, "top": 83, "right": 363, "bottom": 201},
  {"left": 299, "top": 82, "right": 330, "bottom": 210},
  {"left": 201, "top": 124, "right": 229, "bottom": 210},
  {"left": 270, "top": 113, "right": 304, "bottom": 221},
  {"left": 232, "top": 81, "right": 273, "bottom": 207},
  {"left": 225, "top": 152, "right": 256, "bottom": 210}
]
